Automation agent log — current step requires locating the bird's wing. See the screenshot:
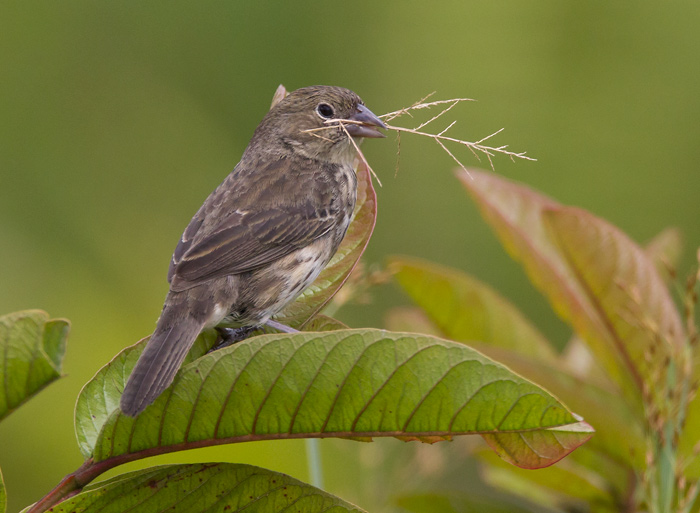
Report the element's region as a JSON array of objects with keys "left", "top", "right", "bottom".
[{"left": 167, "top": 164, "right": 339, "bottom": 292}]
